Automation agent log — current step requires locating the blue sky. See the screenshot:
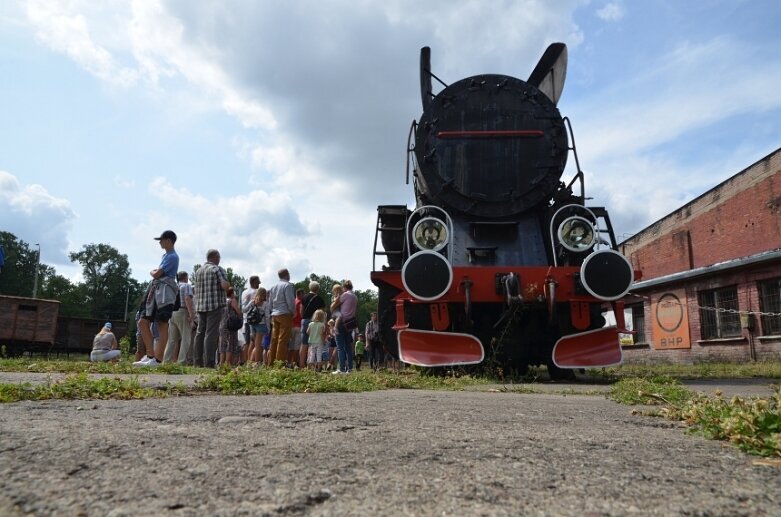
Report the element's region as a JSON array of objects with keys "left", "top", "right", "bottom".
[{"left": 1, "top": 0, "right": 780, "bottom": 291}]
